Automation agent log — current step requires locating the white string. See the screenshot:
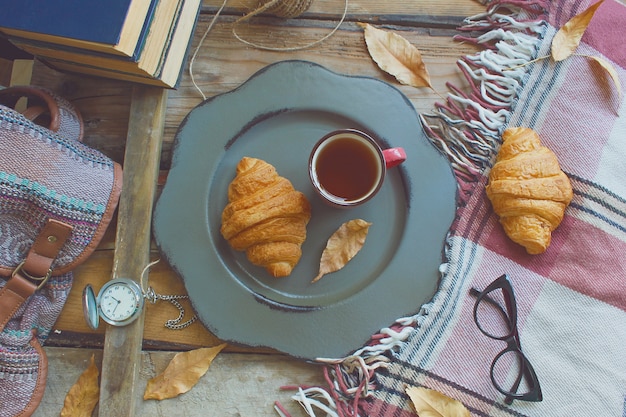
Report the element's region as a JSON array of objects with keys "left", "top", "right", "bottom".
[
  {"left": 188, "top": 0, "right": 349, "bottom": 99},
  {"left": 232, "top": 0, "right": 349, "bottom": 52},
  {"left": 189, "top": 0, "right": 230, "bottom": 101},
  {"left": 140, "top": 258, "right": 161, "bottom": 294}
]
